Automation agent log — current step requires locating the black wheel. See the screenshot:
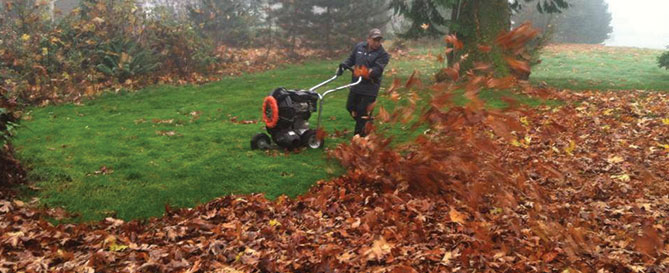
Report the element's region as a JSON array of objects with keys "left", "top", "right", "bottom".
[
  {"left": 301, "top": 129, "right": 324, "bottom": 149},
  {"left": 251, "top": 133, "right": 272, "bottom": 150}
]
